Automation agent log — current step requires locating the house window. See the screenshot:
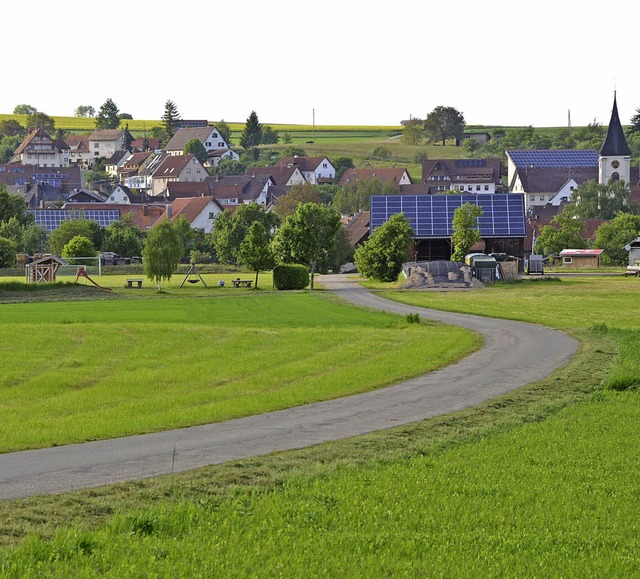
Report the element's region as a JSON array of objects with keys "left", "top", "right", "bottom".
[
  {"left": 530, "top": 195, "right": 535, "bottom": 201},
  {"left": 484, "top": 185, "right": 489, "bottom": 191},
  {"left": 563, "top": 257, "right": 572, "bottom": 264},
  {"left": 197, "top": 168, "right": 201, "bottom": 173},
  {"left": 218, "top": 142, "right": 224, "bottom": 147},
  {"left": 212, "top": 133, "right": 218, "bottom": 138},
  {"left": 205, "top": 142, "right": 211, "bottom": 147},
  {"left": 539, "top": 196, "right": 545, "bottom": 201},
  {"left": 94, "top": 143, "right": 100, "bottom": 148},
  {"left": 208, "top": 212, "right": 215, "bottom": 219},
  {"left": 187, "top": 168, "right": 191, "bottom": 173},
  {"left": 468, "top": 186, "right": 473, "bottom": 191},
  {"left": 476, "top": 185, "right": 481, "bottom": 191},
  {"left": 323, "top": 163, "right": 327, "bottom": 168}
]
